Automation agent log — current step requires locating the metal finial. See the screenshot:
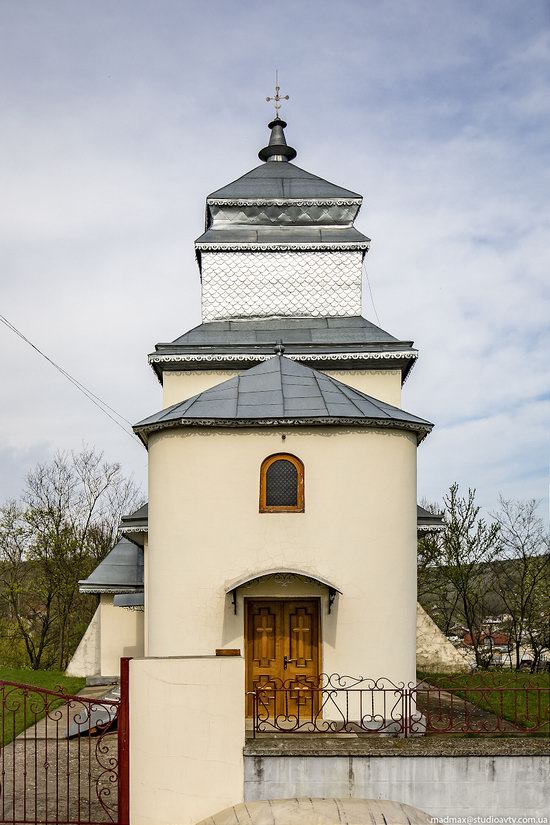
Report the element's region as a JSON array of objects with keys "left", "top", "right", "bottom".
[
  {"left": 274, "top": 340, "right": 285, "bottom": 356},
  {"left": 266, "top": 70, "right": 289, "bottom": 117}
]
